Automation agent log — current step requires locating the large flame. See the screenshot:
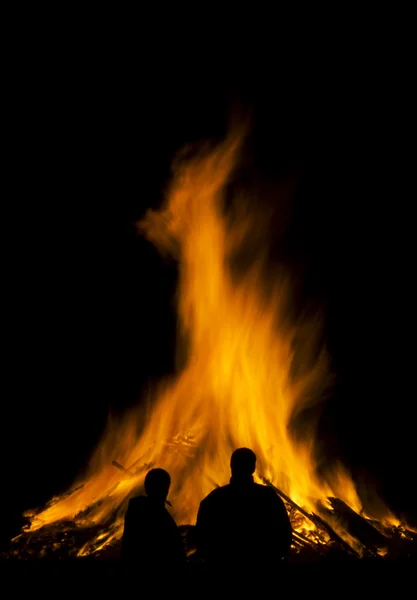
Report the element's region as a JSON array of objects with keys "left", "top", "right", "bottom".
[{"left": 21, "top": 129, "right": 394, "bottom": 556}]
